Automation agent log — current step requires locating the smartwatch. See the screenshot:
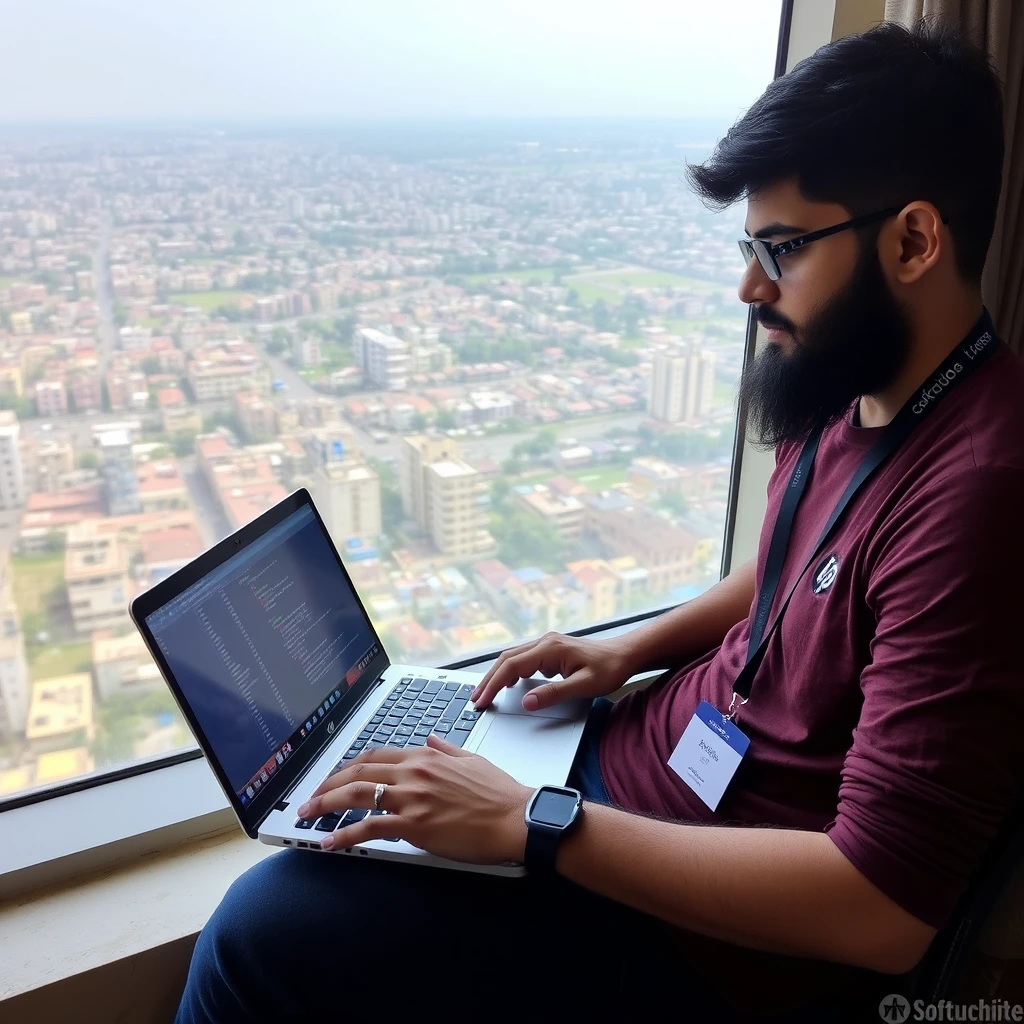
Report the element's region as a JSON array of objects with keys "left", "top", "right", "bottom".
[{"left": 524, "top": 785, "right": 583, "bottom": 874}]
